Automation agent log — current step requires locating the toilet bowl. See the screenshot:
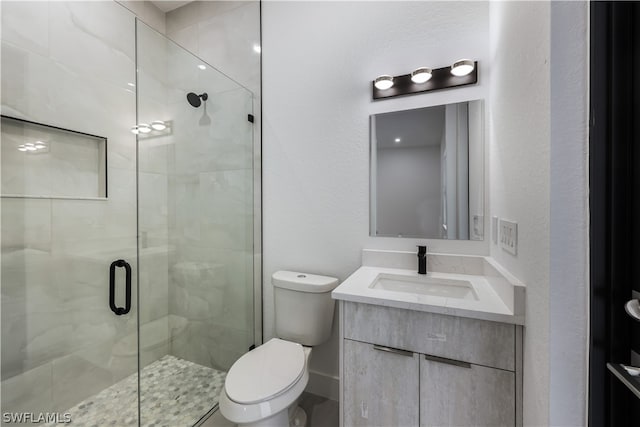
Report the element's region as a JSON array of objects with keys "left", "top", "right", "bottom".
[
  {"left": 219, "top": 271, "right": 339, "bottom": 427},
  {"left": 219, "top": 338, "right": 311, "bottom": 426}
]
